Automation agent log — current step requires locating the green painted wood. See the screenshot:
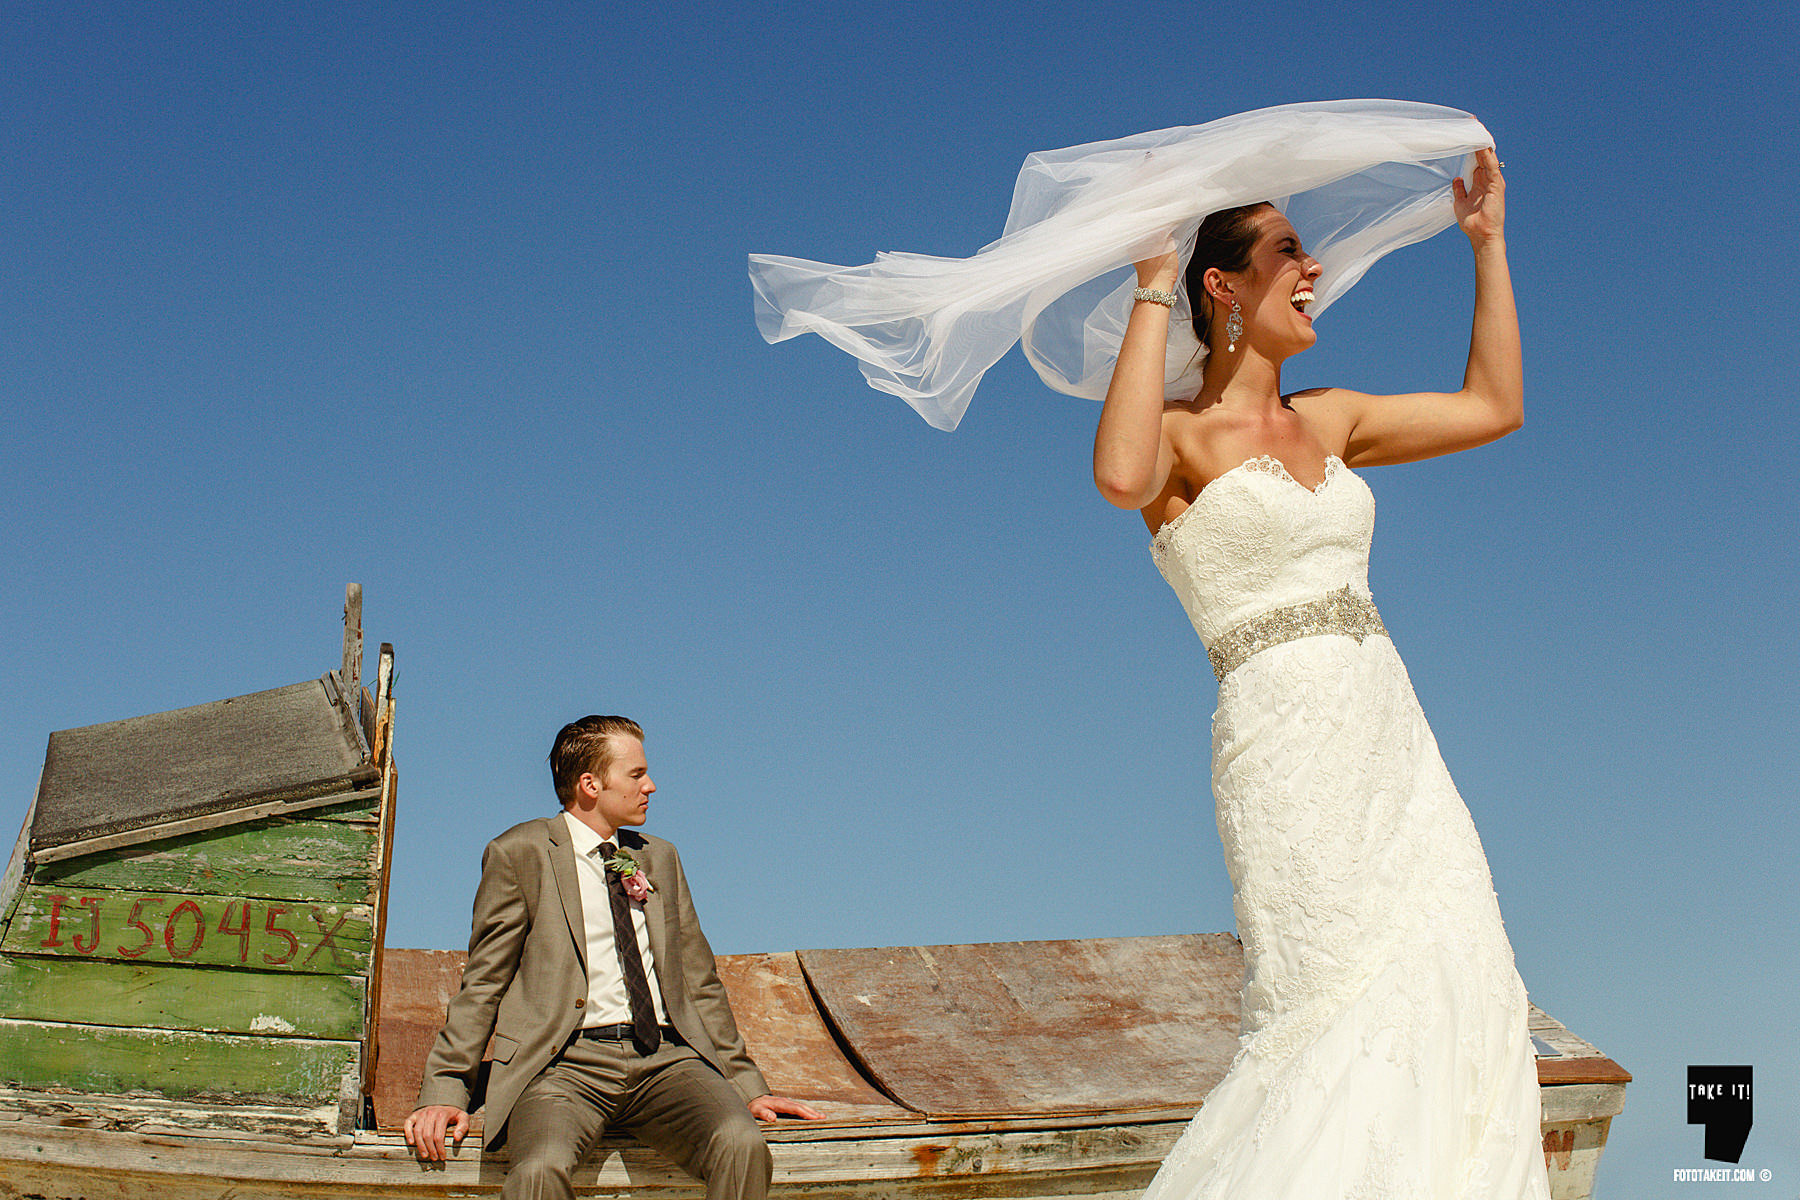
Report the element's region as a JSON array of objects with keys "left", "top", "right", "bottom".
[
  {"left": 308, "top": 793, "right": 382, "bottom": 823},
  {"left": 1, "top": 886, "right": 372, "bottom": 974},
  {"left": 0, "top": 1017, "right": 358, "bottom": 1104},
  {"left": 33, "top": 818, "right": 378, "bottom": 903},
  {"left": 0, "top": 954, "right": 365, "bottom": 1040}
]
